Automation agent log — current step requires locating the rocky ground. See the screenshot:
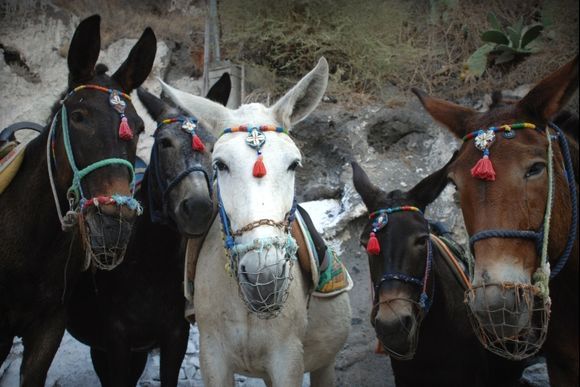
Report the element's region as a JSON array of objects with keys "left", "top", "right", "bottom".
[{"left": 0, "top": 3, "right": 559, "bottom": 386}]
